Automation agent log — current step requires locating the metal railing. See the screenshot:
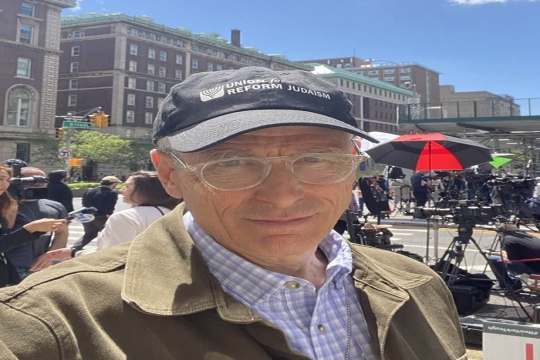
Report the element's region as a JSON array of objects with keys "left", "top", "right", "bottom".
[{"left": 398, "top": 98, "right": 540, "bottom": 122}]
